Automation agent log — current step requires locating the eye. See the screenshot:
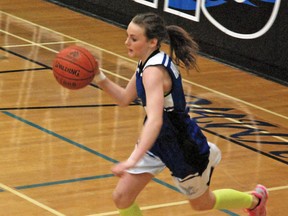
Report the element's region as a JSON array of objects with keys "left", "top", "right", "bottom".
[{"left": 128, "top": 35, "right": 138, "bottom": 42}]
